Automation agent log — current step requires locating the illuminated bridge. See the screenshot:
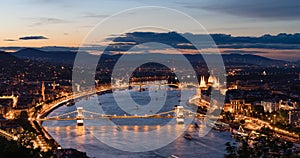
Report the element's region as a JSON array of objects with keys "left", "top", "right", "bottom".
[
  {"left": 128, "top": 82, "right": 200, "bottom": 90},
  {"left": 35, "top": 106, "right": 205, "bottom": 126}
]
